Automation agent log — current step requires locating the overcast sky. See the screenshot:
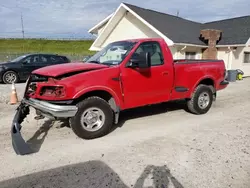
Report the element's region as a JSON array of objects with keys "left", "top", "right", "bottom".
[{"left": 0, "top": 0, "right": 249, "bottom": 39}]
